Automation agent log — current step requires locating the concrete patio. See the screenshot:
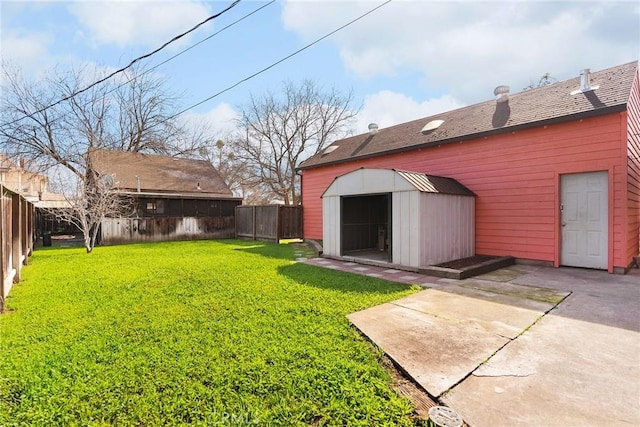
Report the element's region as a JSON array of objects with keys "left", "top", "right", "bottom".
[{"left": 301, "top": 258, "right": 640, "bottom": 426}]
